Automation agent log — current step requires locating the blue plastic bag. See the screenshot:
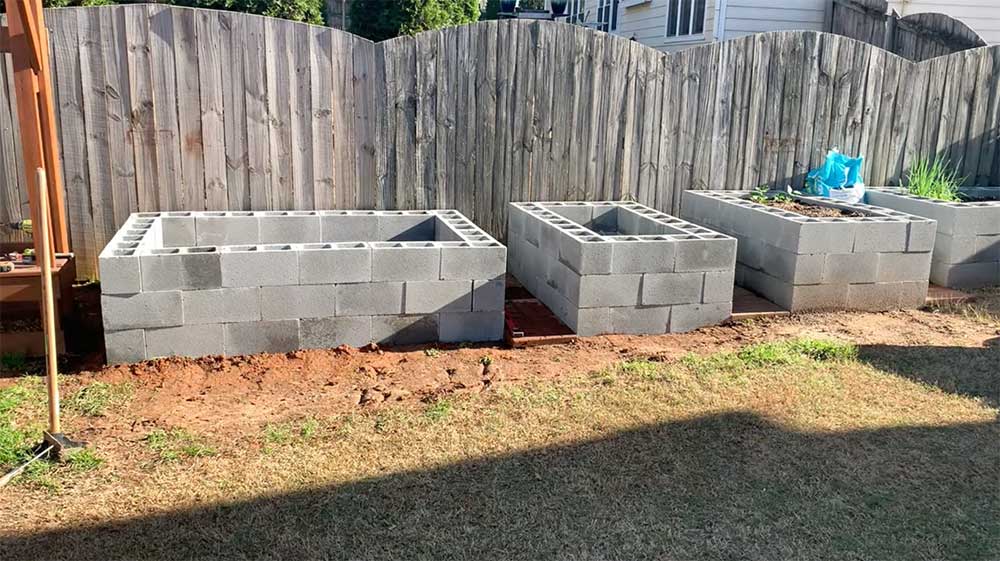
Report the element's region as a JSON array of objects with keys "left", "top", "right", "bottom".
[{"left": 806, "top": 149, "right": 864, "bottom": 198}]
